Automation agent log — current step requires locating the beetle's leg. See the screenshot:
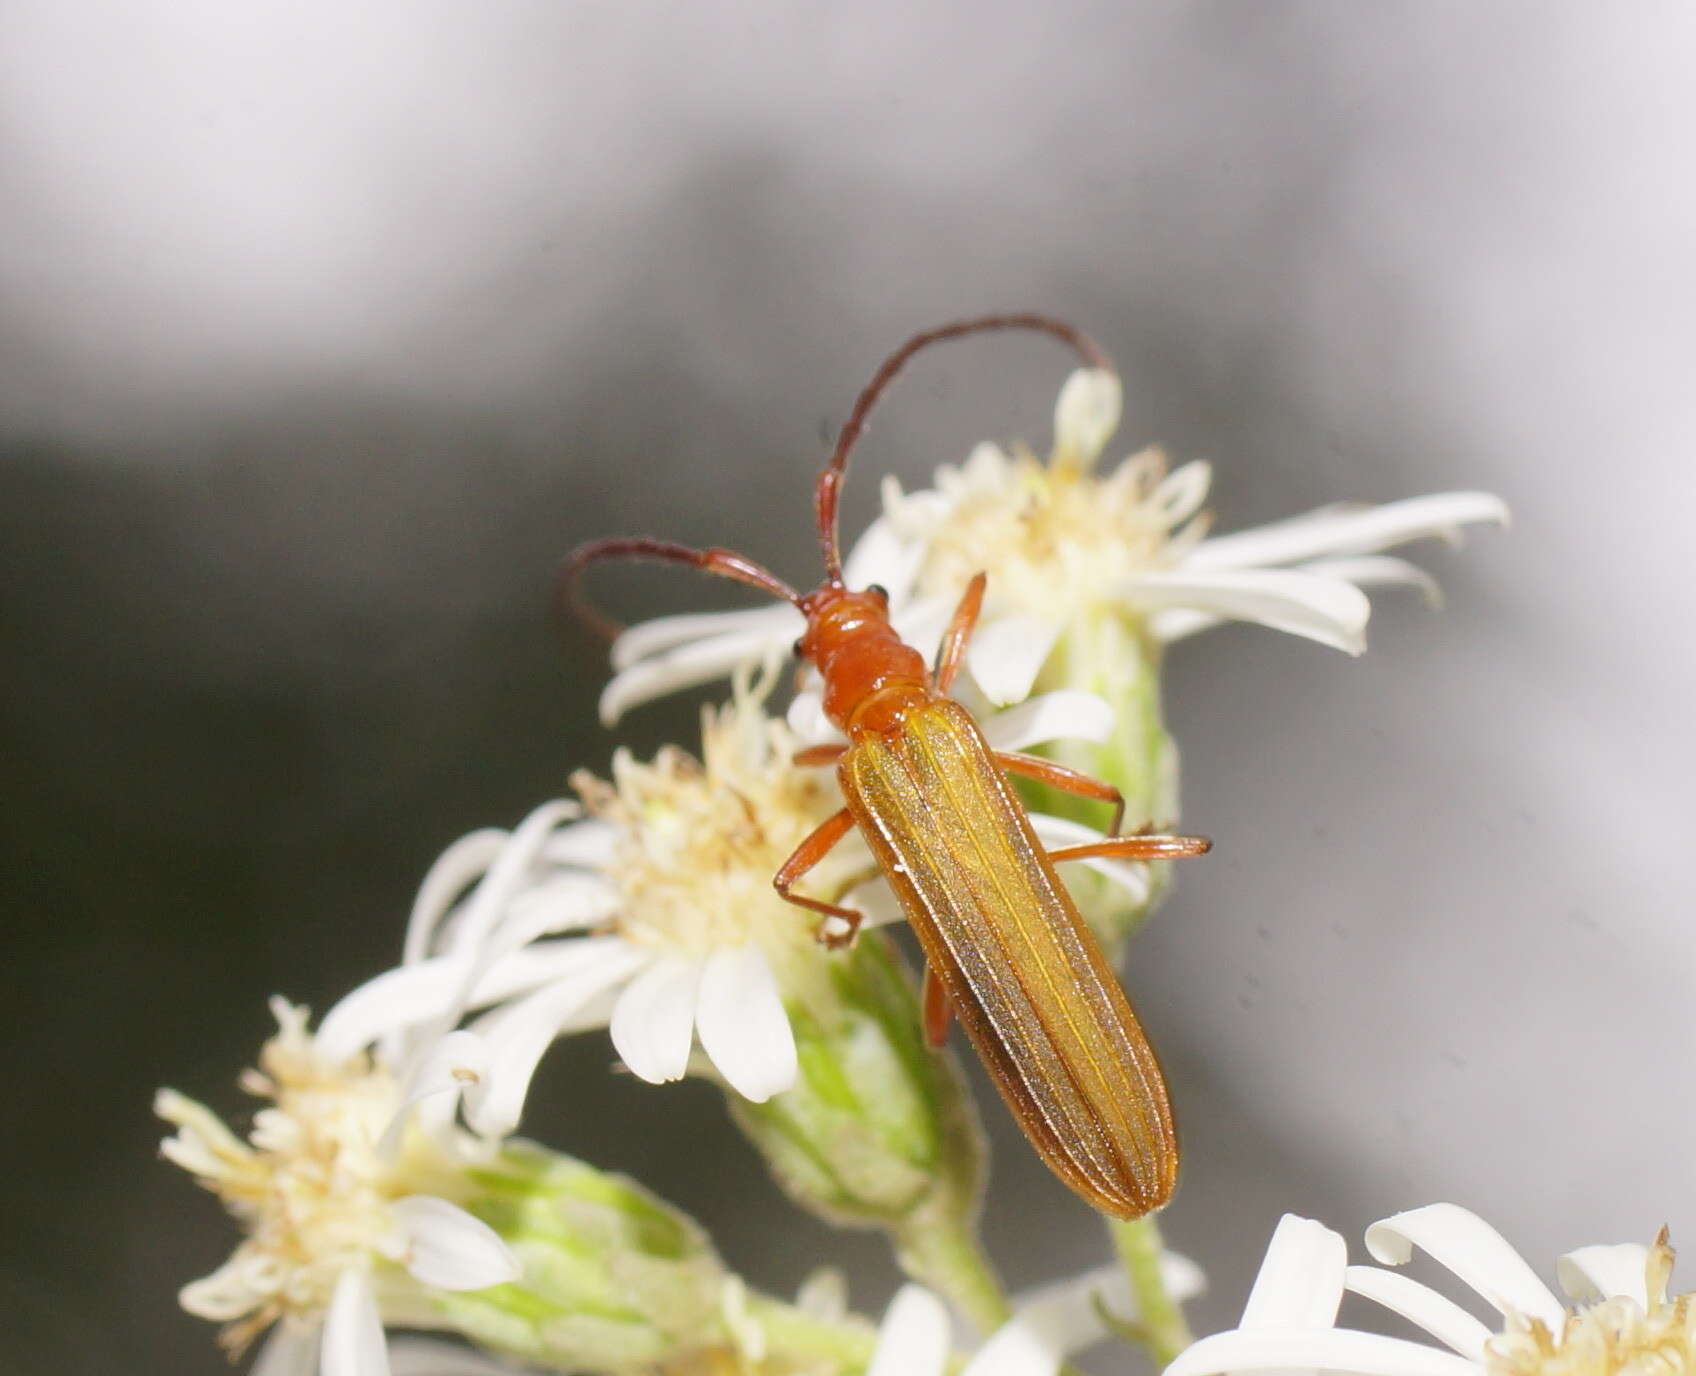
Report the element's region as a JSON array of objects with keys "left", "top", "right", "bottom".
[
  {"left": 773, "top": 807, "right": 864, "bottom": 949},
  {"left": 995, "top": 751, "right": 1127, "bottom": 836},
  {"left": 1047, "top": 833, "right": 1212, "bottom": 865},
  {"left": 933, "top": 571, "right": 989, "bottom": 694},
  {"left": 921, "top": 965, "right": 953, "bottom": 1047},
  {"left": 792, "top": 744, "right": 848, "bottom": 769}
]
